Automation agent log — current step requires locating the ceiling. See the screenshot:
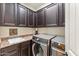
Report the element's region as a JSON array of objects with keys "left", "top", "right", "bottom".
[{"left": 20, "top": 3, "right": 51, "bottom": 11}]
